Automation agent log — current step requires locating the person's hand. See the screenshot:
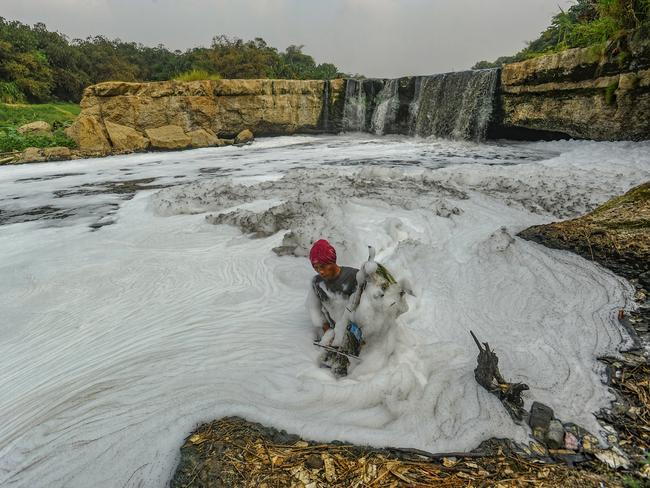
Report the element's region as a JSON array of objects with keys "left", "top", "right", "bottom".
[
  {"left": 320, "top": 328, "right": 335, "bottom": 346},
  {"left": 322, "top": 323, "right": 330, "bottom": 333}
]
